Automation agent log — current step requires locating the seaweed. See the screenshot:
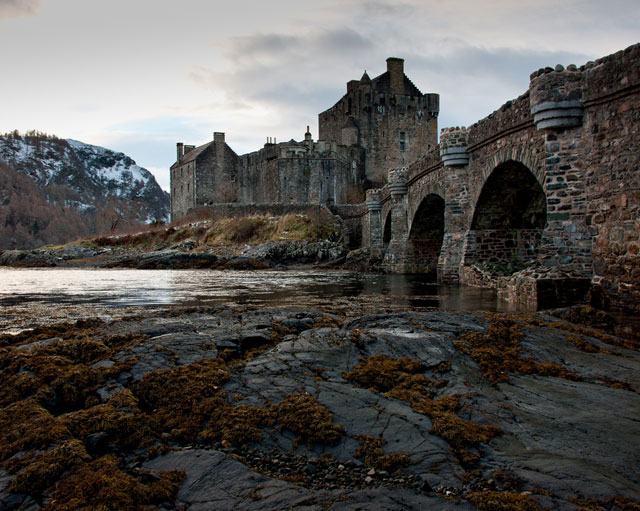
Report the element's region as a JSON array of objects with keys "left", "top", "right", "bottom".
[
  {"left": 274, "top": 393, "right": 344, "bottom": 446},
  {"left": 354, "top": 435, "right": 410, "bottom": 472},
  {"left": 466, "top": 490, "right": 543, "bottom": 511},
  {"left": 454, "top": 318, "right": 579, "bottom": 384},
  {"left": 45, "top": 455, "right": 184, "bottom": 511}
]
